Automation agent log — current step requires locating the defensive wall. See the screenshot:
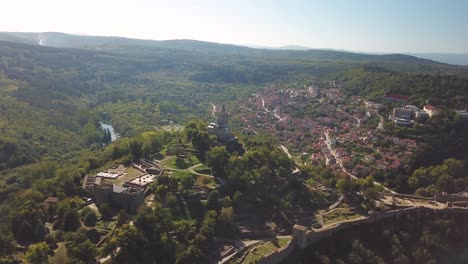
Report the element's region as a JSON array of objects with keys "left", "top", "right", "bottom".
[{"left": 256, "top": 206, "right": 468, "bottom": 264}]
